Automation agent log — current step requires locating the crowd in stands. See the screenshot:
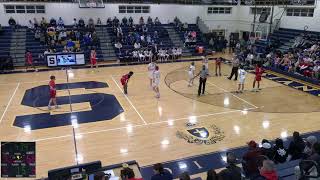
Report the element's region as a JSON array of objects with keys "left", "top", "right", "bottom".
[
  {"left": 25, "top": 17, "right": 100, "bottom": 55},
  {"left": 173, "top": 17, "right": 199, "bottom": 47},
  {"left": 264, "top": 33, "right": 320, "bottom": 80},
  {"left": 91, "top": 131, "right": 320, "bottom": 180},
  {"left": 108, "top": 16, "right": 183, "bottom": 62}
]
